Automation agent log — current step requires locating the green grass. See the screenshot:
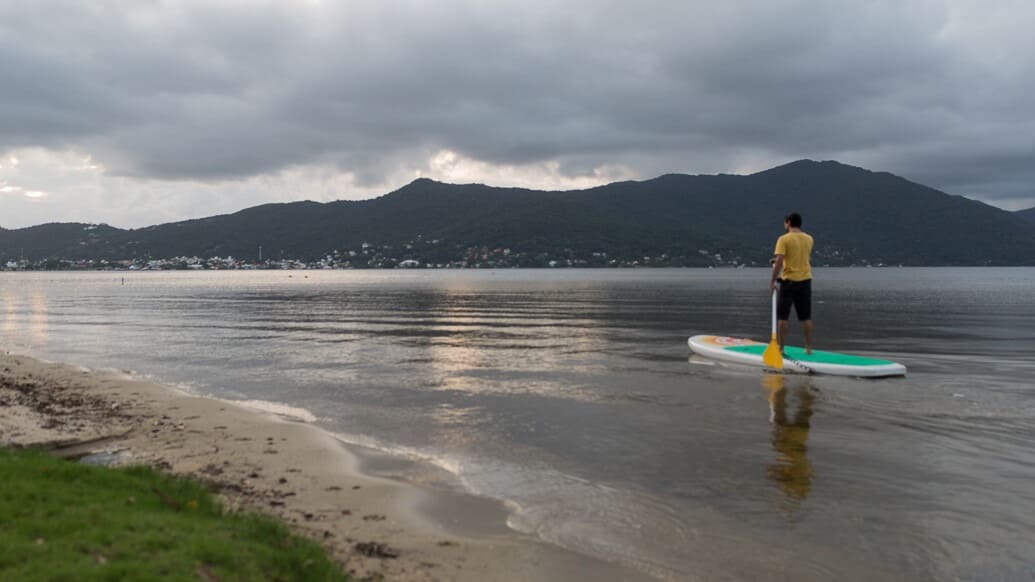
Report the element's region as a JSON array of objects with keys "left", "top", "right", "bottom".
[{"left": 0, "top": 448, "right": 348, "bottom": 581}]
